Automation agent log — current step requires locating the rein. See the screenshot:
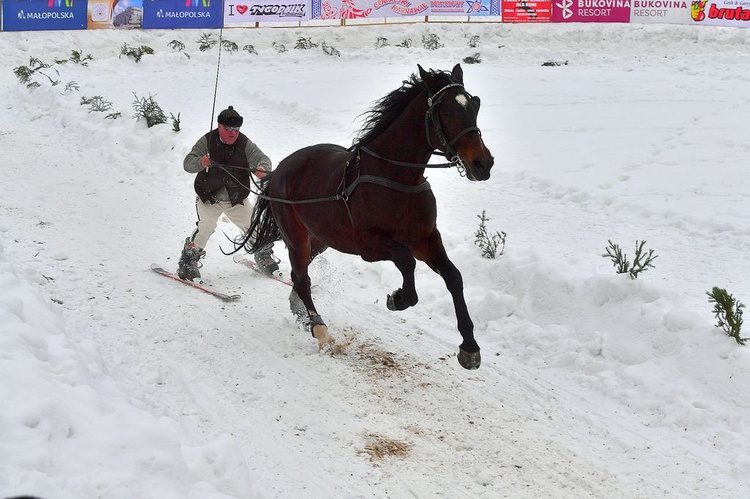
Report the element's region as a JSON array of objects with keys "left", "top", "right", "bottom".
[
  {"left": 206, "top": 5, "right": 226, "bottom": 154},
  {"left": 225, "top": 79, "right": 477, "bottom": 222},
  {"left": 356, "top": 146, "right": 454, "bottom": 169},
  {"left": 232, "top": 150, "right": 432, "bottom": 207}
]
